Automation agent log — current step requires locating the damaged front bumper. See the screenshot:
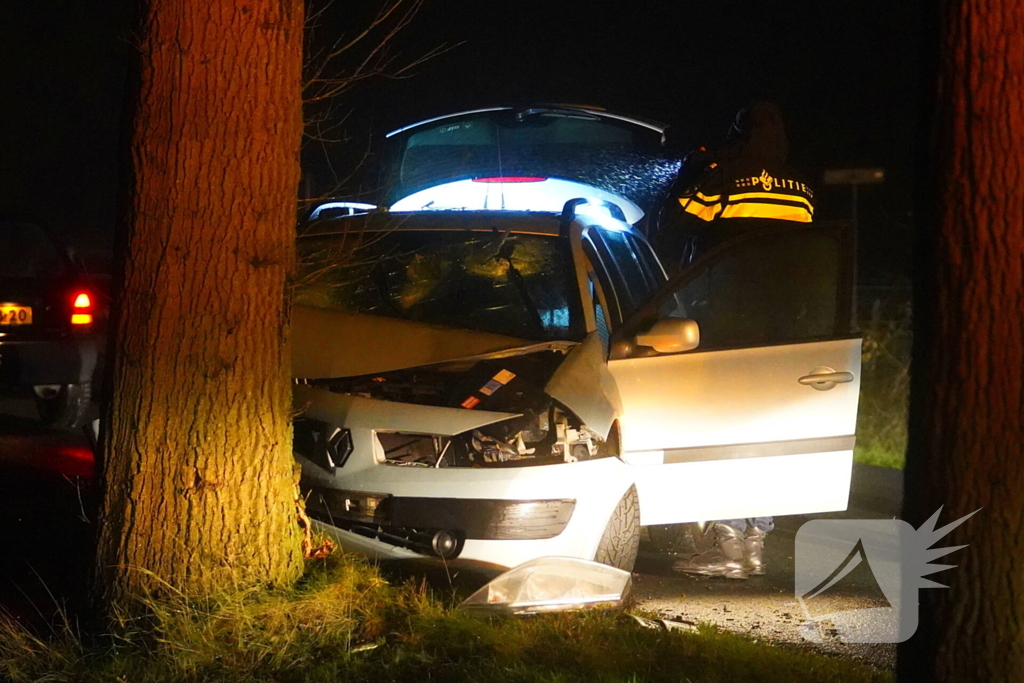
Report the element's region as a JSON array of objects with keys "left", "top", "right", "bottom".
[
  {"left": 304, "top": 487, "right": 575, "bottom": 558},
  {"left": 296, "top": 421, "right": 632, "bottom": 568}
]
